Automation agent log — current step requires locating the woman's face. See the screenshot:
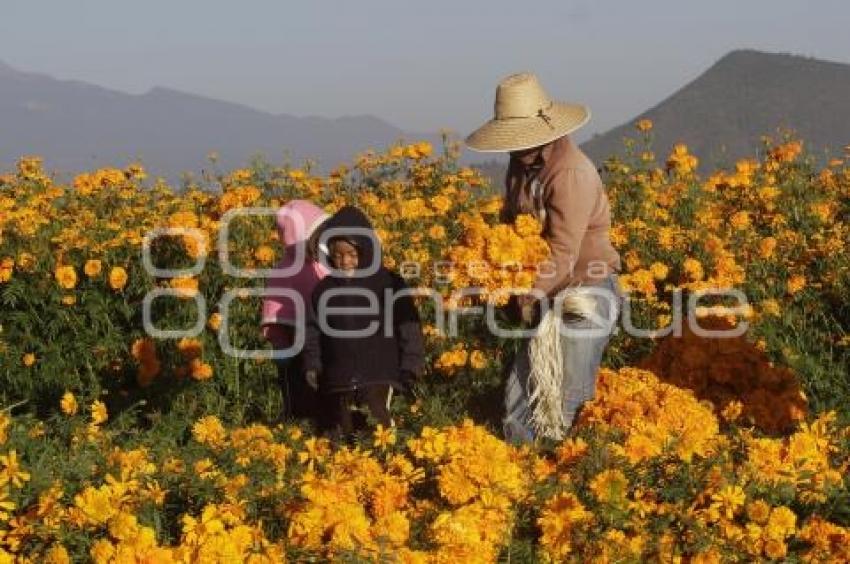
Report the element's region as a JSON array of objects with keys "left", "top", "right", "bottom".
[{"left": 510, "top": 144, "right": 546, "bottom": 166}]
